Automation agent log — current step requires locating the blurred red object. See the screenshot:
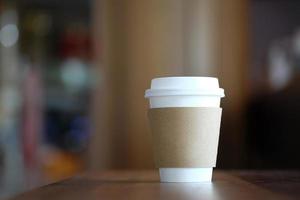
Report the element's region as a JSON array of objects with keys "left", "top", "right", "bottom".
[
  {"left": 22, "top": 67, "right": 43, "bottom": 170},
  {"left": 59, "top": 24, "right": 91, "bottom": 59}
]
